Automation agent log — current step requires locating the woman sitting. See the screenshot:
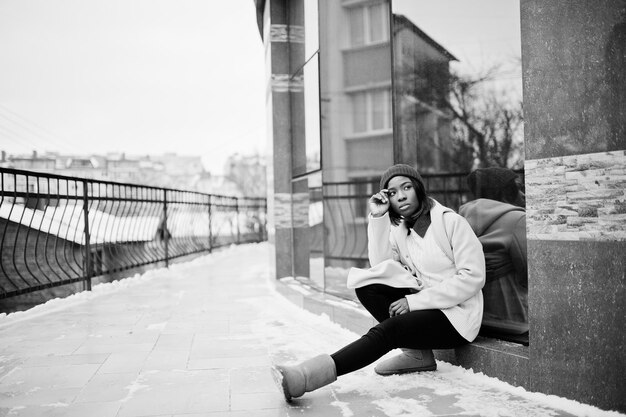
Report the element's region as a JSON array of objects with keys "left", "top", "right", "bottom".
[{"left": 273, "top": 164, "right": 486, "bottom": 402}]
